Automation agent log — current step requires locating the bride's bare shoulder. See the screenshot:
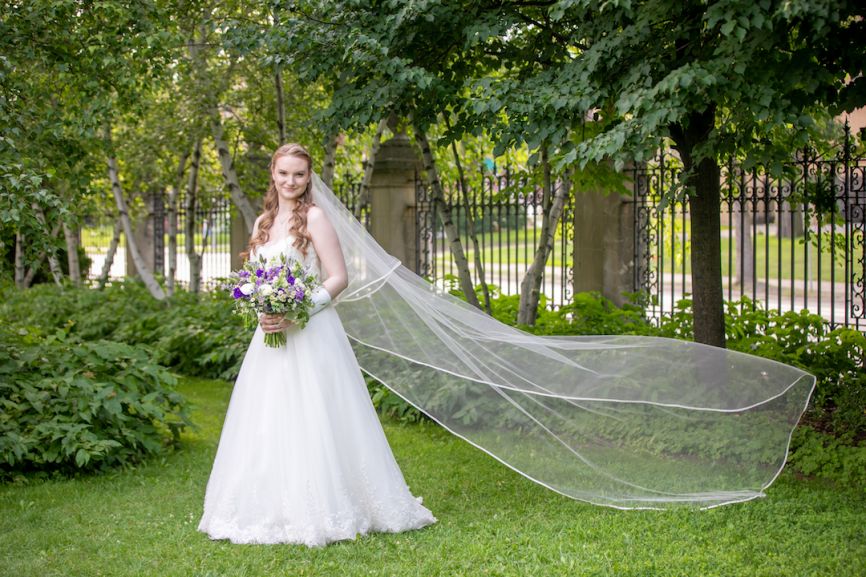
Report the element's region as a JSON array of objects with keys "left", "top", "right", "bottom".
[
  {"left": 306, "top": 206, "right": 338, "bottom": 242},
  {"left": 307, "top": 205, "right": 325, "bottom": 219},
  {"left": 306, "top": 205, "right": 331, "bottom": 227}
]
